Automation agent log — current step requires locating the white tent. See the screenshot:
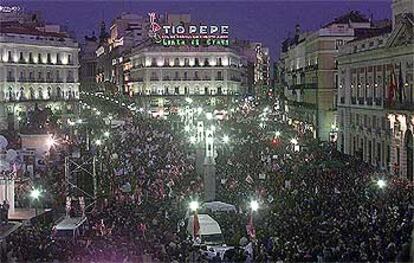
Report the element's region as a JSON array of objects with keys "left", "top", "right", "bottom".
[{"left": 201, "top": 201, "right": 237, "bottom": 213}]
